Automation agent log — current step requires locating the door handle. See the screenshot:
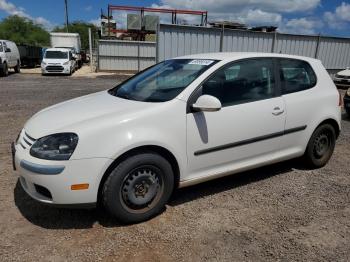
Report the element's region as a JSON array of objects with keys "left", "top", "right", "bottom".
[{"left": 272, "top": 107, "right": 284, "bottom": 116}]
